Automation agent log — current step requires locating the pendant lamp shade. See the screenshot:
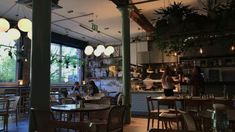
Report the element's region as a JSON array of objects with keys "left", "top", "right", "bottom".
[
  {"left": 104, "top": 50, "right": 111, "bottom": 56},
  {"left": 106, "top": 46, "right": 114, "bottom": 54},
  {"left": 84, "top": 45, "right": 94, "bottom": 55},
  {"left": 0, "top": 18, "right": 10, "bottom": 32},
  {"left": 0, "top": 32, "right": 15, "bottom": 46},
  {"left": 18, "top": 18, "right": 32, "bottom": 32},
  {"left": 96, "top": 44, "right": 105, "bottom": 53},
  {"left": 94, "top": 49, "right": 102, "bottom": 57},
  {"left": 7, "top": 28, "right": 21, "bottom": 40},
  {"left": 27, "top": 30, "right": 32, "bottom": 40}
]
